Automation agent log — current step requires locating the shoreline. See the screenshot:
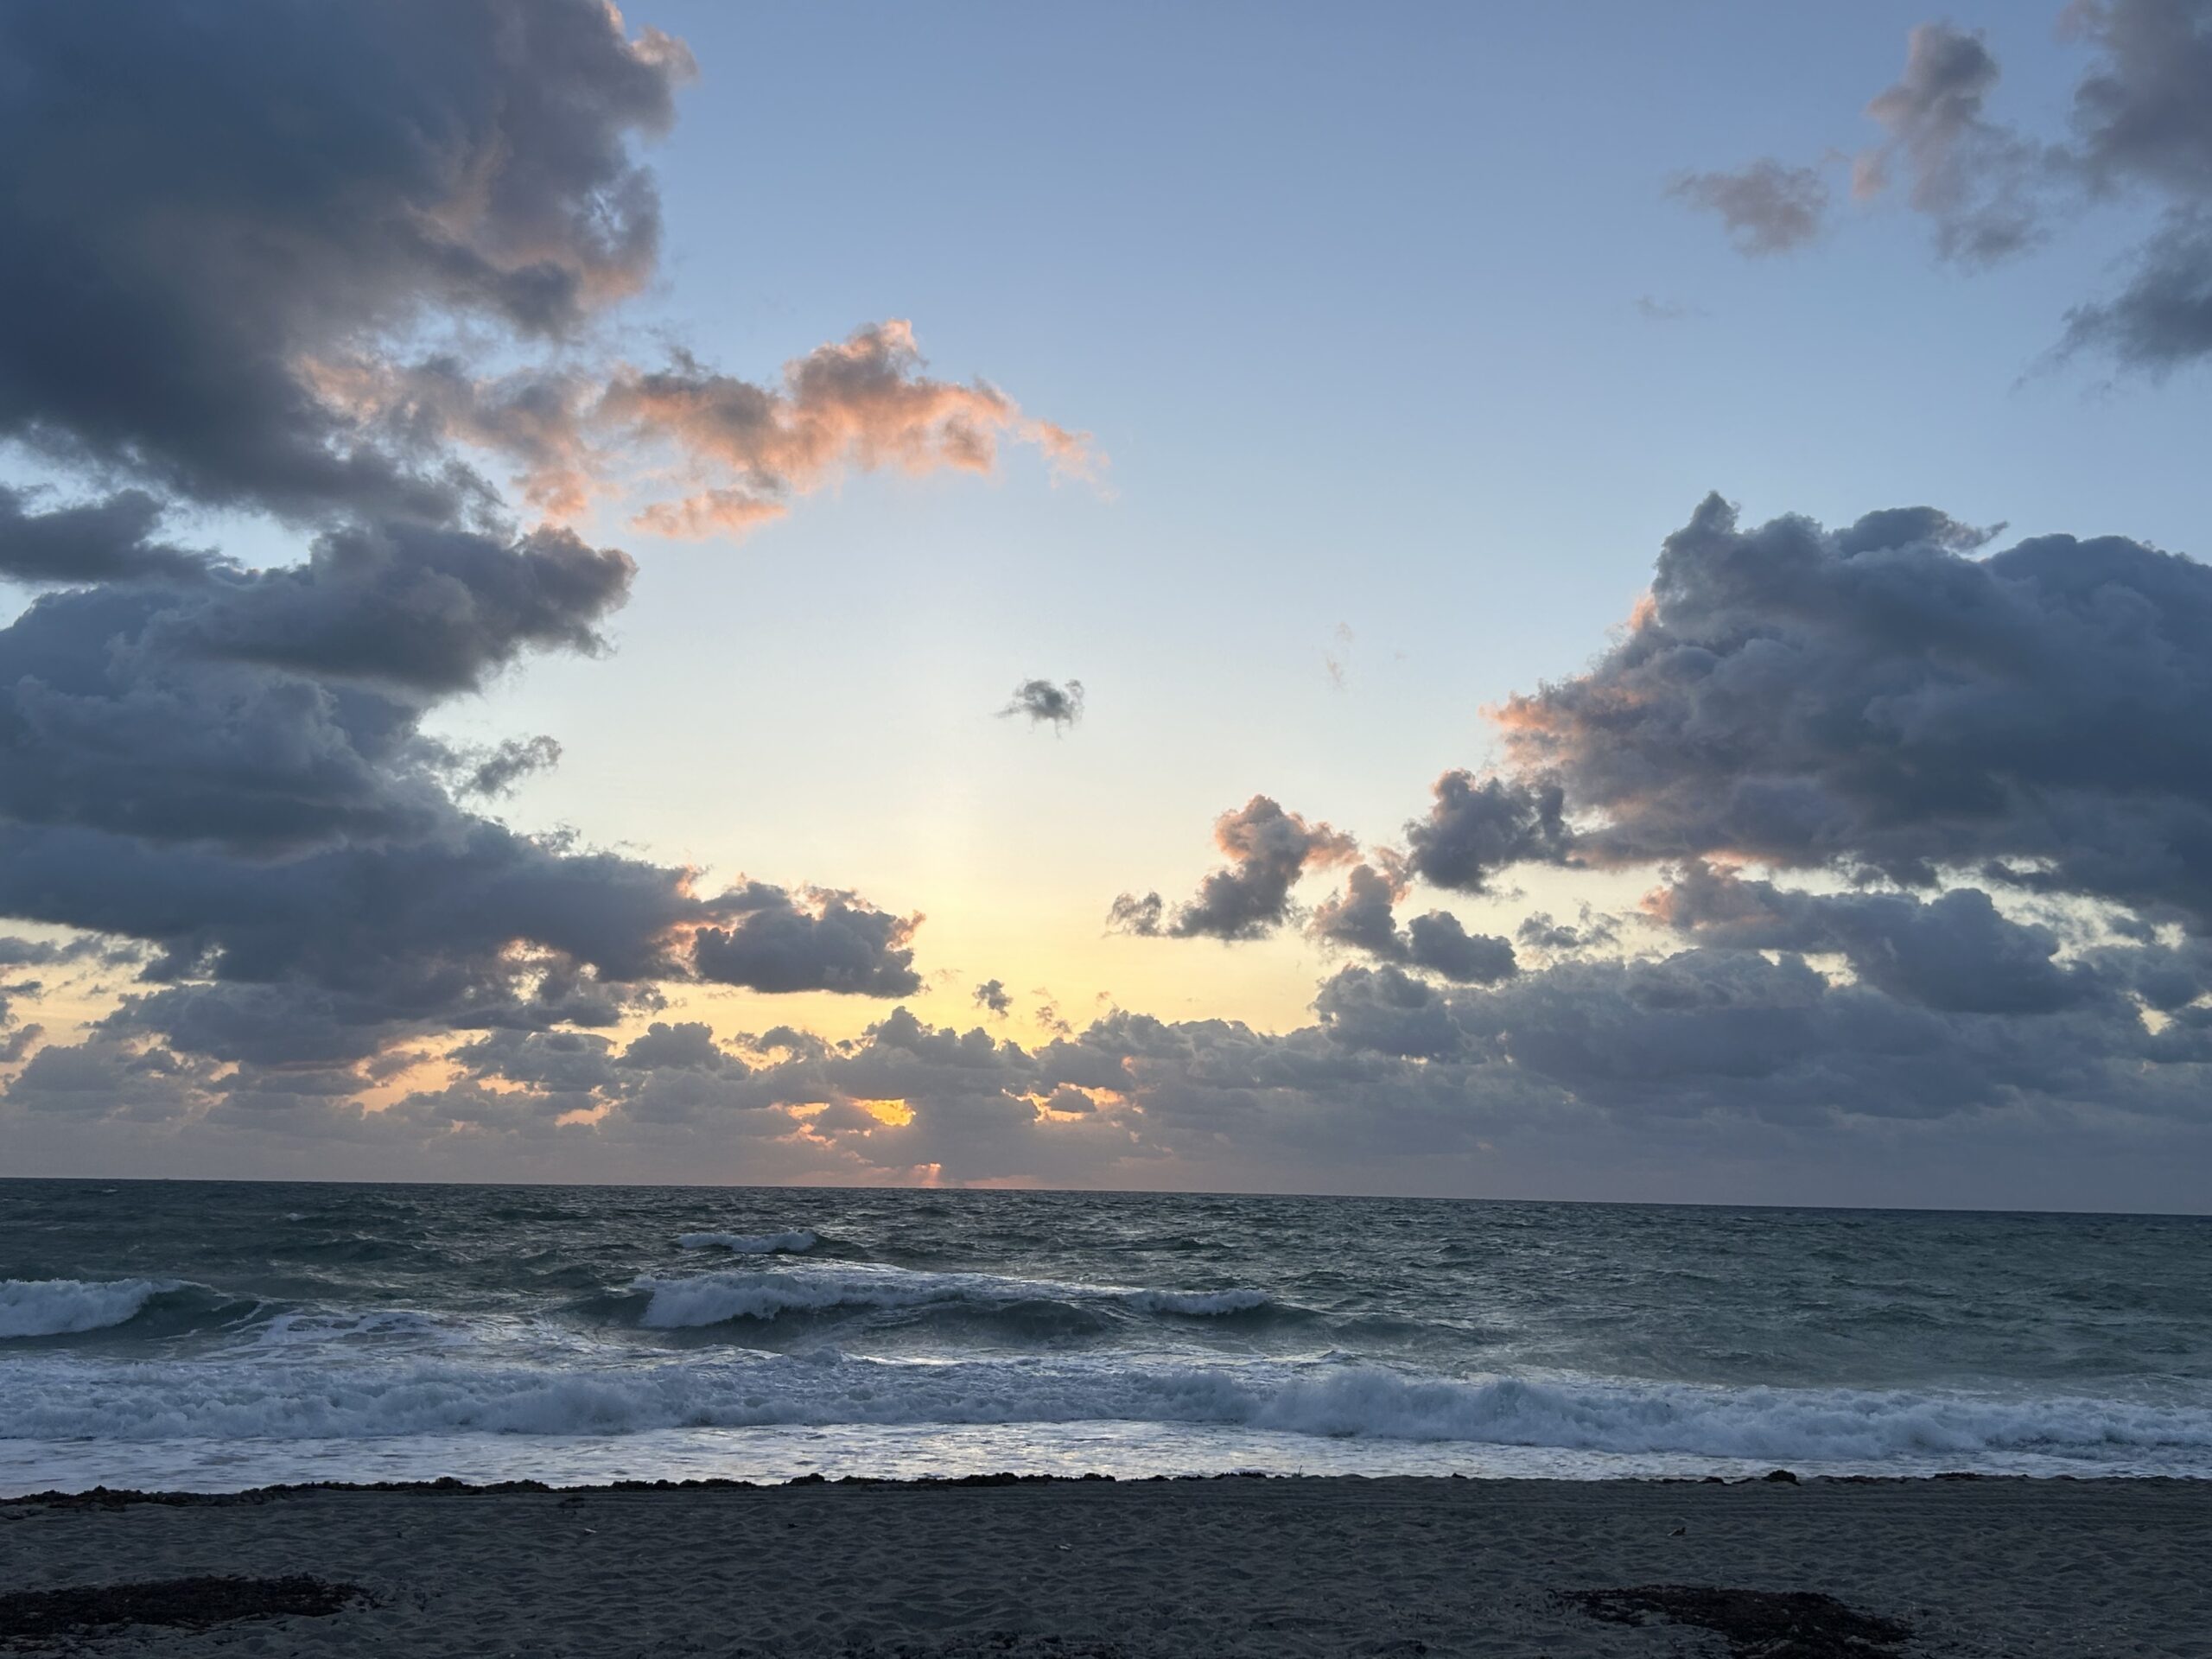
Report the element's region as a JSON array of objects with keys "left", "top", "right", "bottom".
[{"left": 6, "top": 1473, "right": 2207, "bottom": 1656}]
